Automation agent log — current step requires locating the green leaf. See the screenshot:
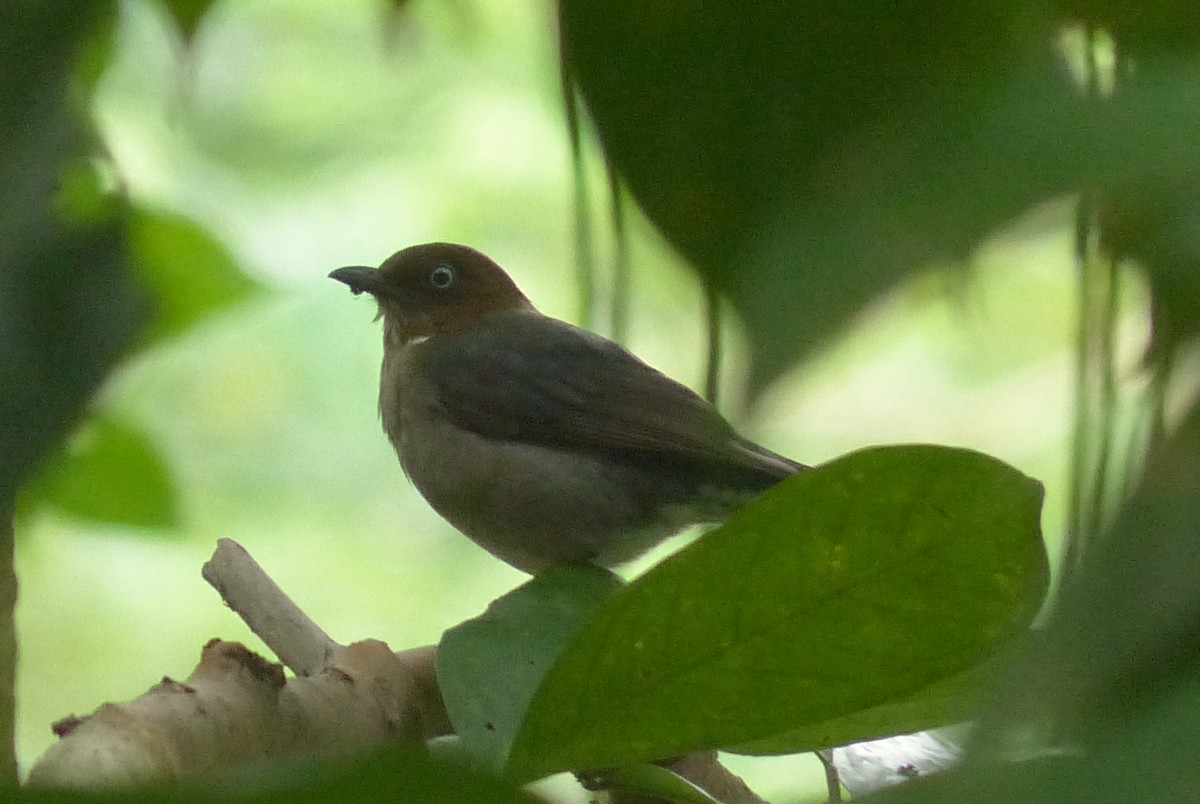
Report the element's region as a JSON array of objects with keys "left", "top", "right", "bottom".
[
  {"left": 506, "top": 446, "right": 1047, "bottom": 779},
  {"left": 579, "top": 763, "right": 722, "bottom": 804},
  {"left": 4, "top": 740, "right": 537, "bottom": 803},
  {"left": 129, "top": 207, "right": 264, "bottom": 350},
  {"left": 559, "top": 0, "right": 1083, "bottom": 391},
  {"left": 0, "top": 0, "right": 134, "bottom": 783},
  {"left": 0, "top": 3, "right": 139, "bottom": 512},
  {"left": 437, "top": 565, "right": 622, "bottom": 773},
  {"left": 162, "top": 0, "right": 218, "bottom": 43},
  {"left": 975, "top": 399, "right": 1200, "bottom": 750},
  {"left": 732, "top": 660, "right": 991, "bottom": 756},
  {"left": 23, "top": 414, "right": 180, "bottom": 531}
]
